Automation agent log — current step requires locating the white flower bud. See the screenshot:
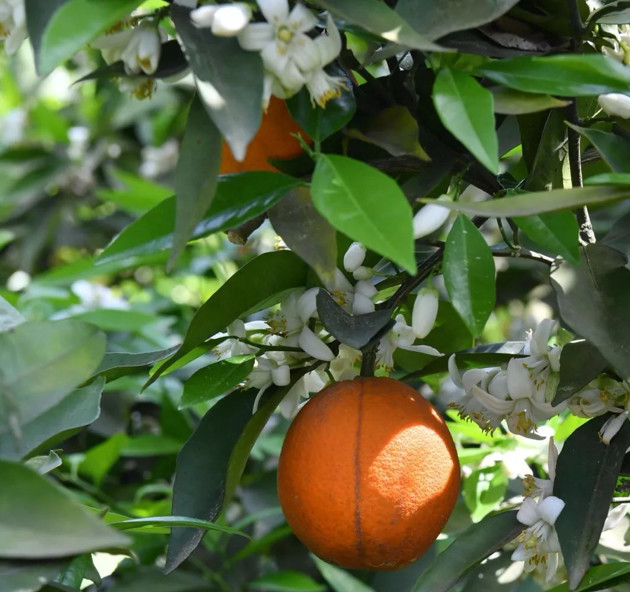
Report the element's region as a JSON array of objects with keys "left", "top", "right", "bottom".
[
  {"left": 352, "top": 293, "right": 375, "bottom": 315},
  {"left": 352, "top": 266, "right": 373, "bottom": 281},
  {"left": 411, "top": 288, "right": 439, "bottom": 339},
  {"left": 271, "top": 364, "right": 291, "bottom": 386},
  {"left": 598, "top": 93, "right": 630, "bottom": 119},
  {"left": 193, "top": 3, "right": 252, "bottom": 37},
  {"left": 355, "top": 280, "right": 377, "bottom": 298},
  {"left": 413, "top": 203, "right": 451, "bottom": 239},
  {"left": 298, "top": 326, "right": 335, "bottom": 361},
  {"left": 190, "top": 5, "right": 218, "bottom": 27},
  {"left": 343, "top": 242, "right": 366, "bottom": 273}
]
